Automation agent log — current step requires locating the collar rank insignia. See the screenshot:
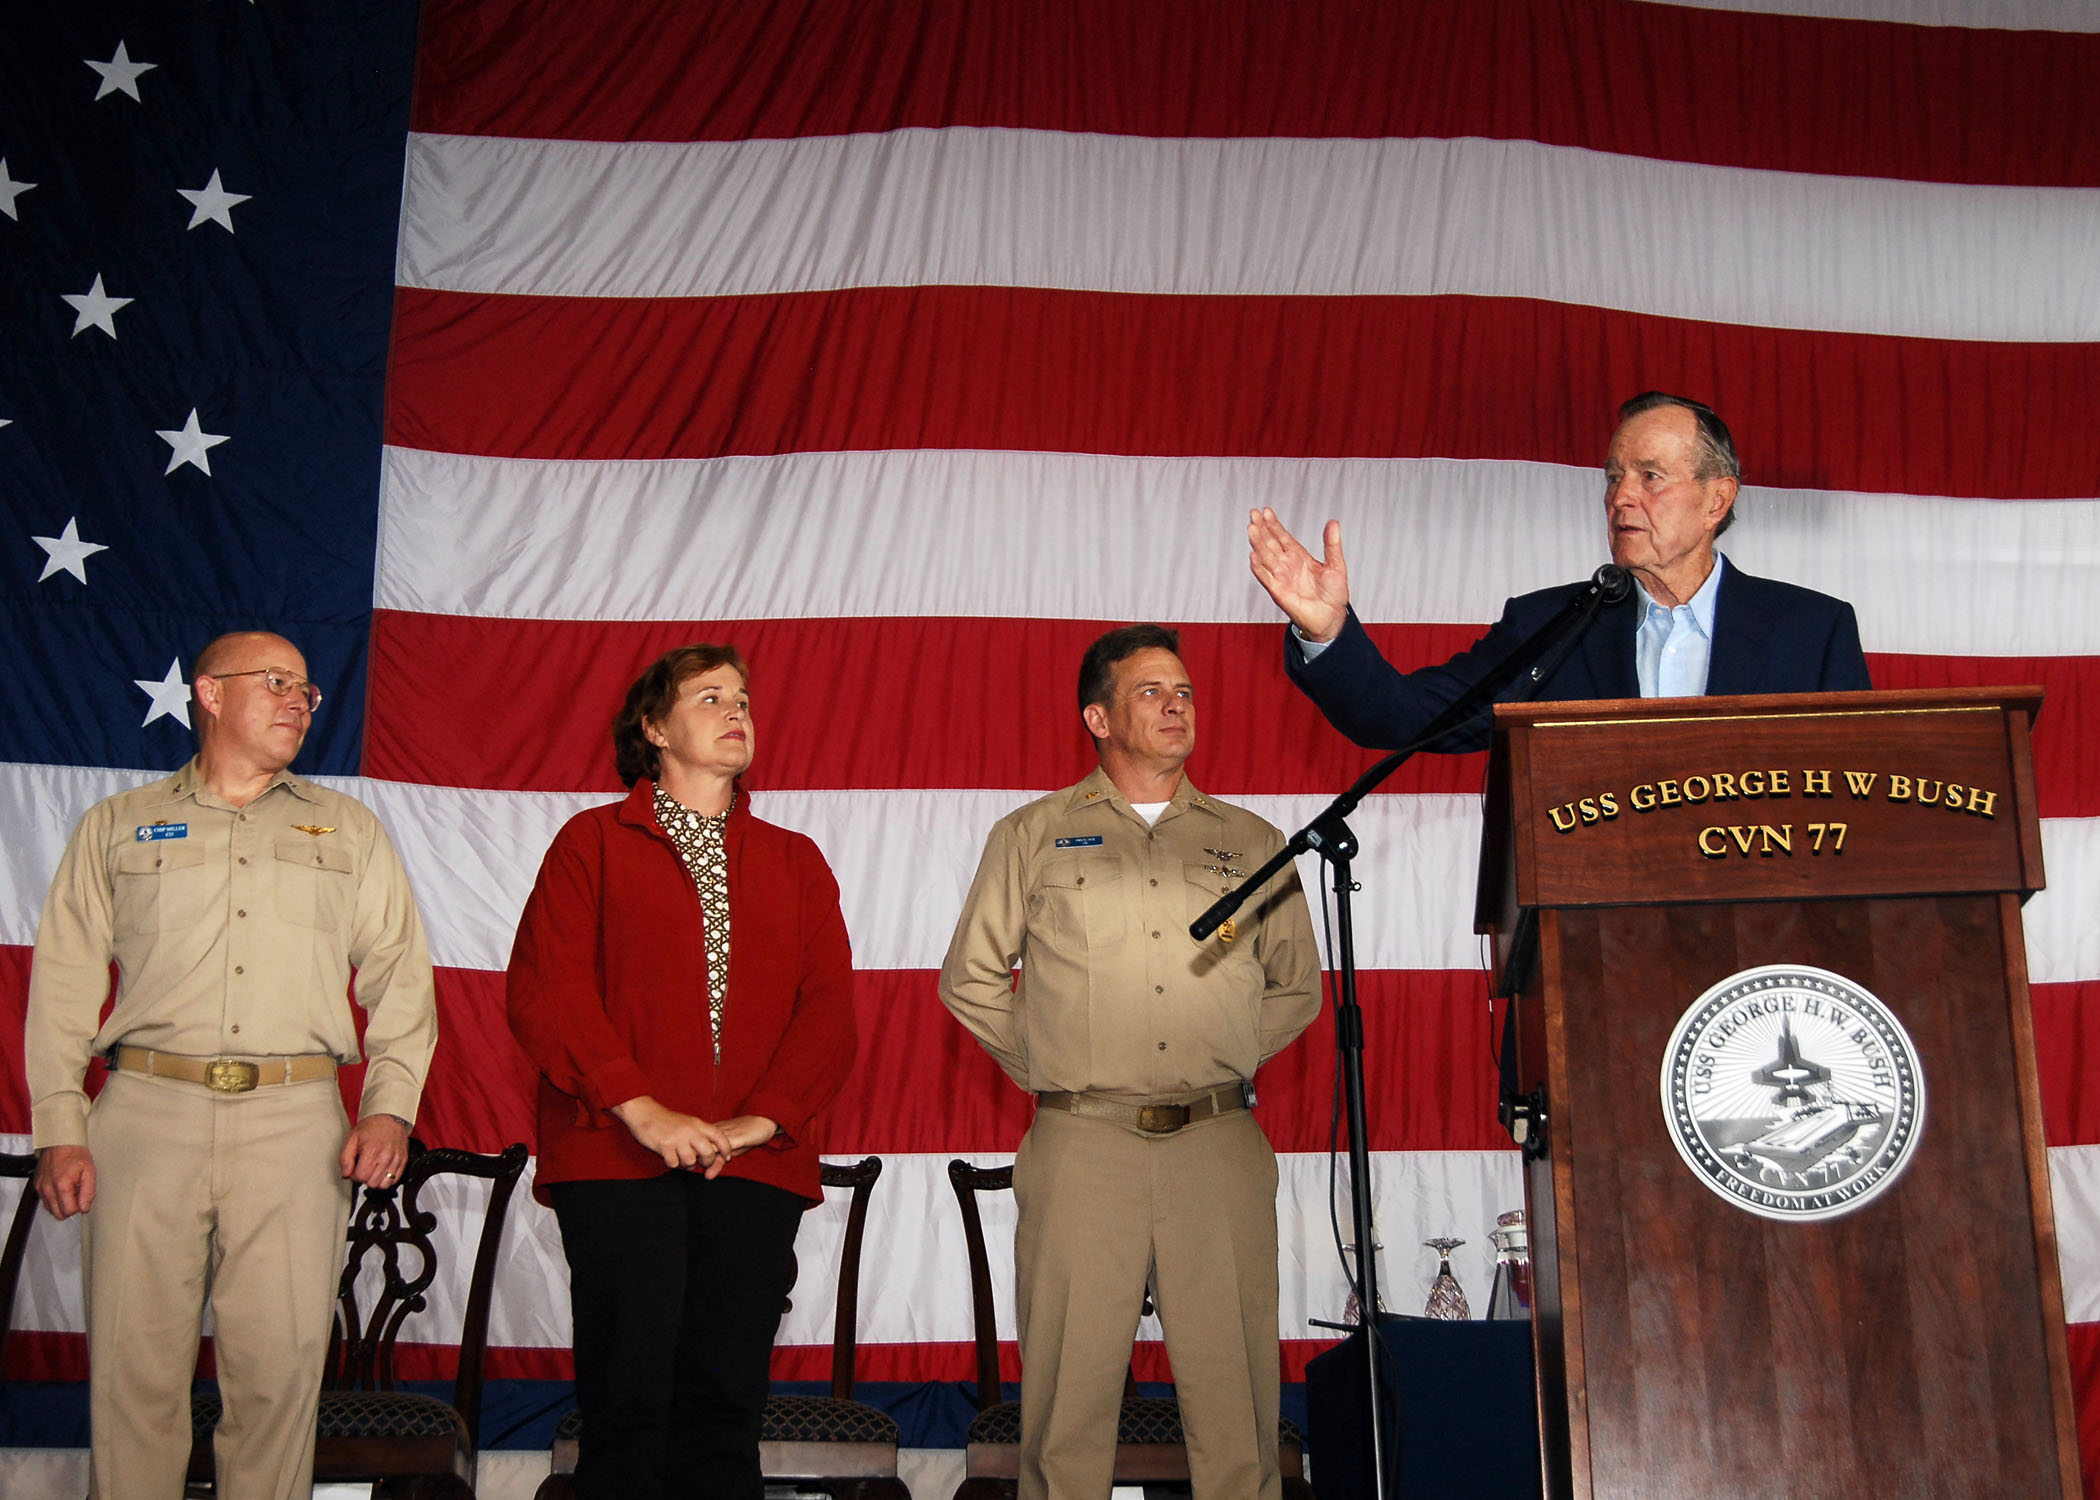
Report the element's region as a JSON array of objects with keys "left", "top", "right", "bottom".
[
  {"left": 1218, "top": 918, "right": 1238, "bottom": 945},
  {"left": 292, "top": 824, "right": 336, "bottom": 837}
]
